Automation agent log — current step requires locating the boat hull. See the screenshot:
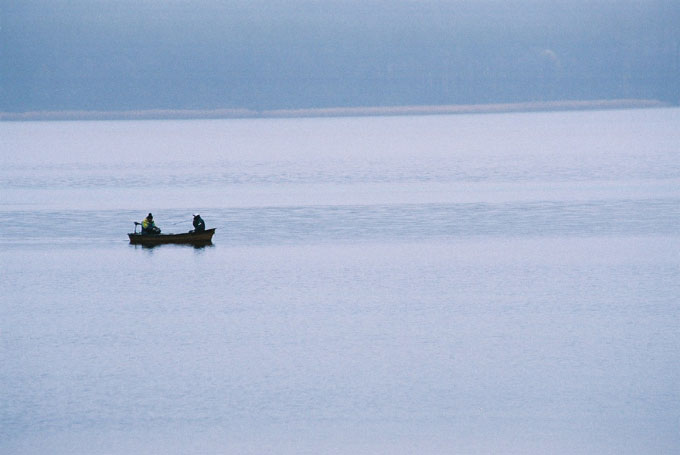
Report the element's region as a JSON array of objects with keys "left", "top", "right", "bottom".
[{"left": 128, "top": 228, "right": 215, "bottom": 246}]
